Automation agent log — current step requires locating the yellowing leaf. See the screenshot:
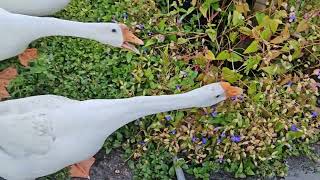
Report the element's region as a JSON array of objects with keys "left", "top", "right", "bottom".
[
  {"left": 239, "top": 27, "right": 252, "bottom": 36},
  {"left": 270, "top": 24, "right": 290, "bottom": 44},
  {"left": 244, "top": 40, "right": 260, "bottom": 54},
  {"left": 262, "top": 64, "right": 287, "bottom": 75},
  {"left": 261, "top": 27, "right": 272, "bottom": 40},
  {"left": 205, "top": 50, "right": 215, "bottom": 60},
  {"left": 236, "top": 3, "right": 250, "bottom": 16},
  {"left": 177, "top": 38, "right": 188, "bottom": 44},
  {"left": 296, "top": 20, "right": 309, "bottom": 33},
  {"left": 222, "top": 67, "right": 243, "bottom": 83}
]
